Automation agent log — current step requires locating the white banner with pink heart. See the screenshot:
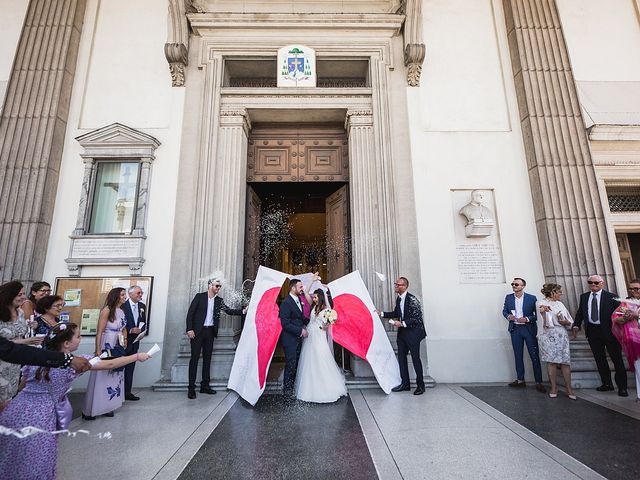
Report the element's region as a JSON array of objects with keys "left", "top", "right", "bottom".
[{"left": 227, "top": 267, "right": 401, "bottom": 405}]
